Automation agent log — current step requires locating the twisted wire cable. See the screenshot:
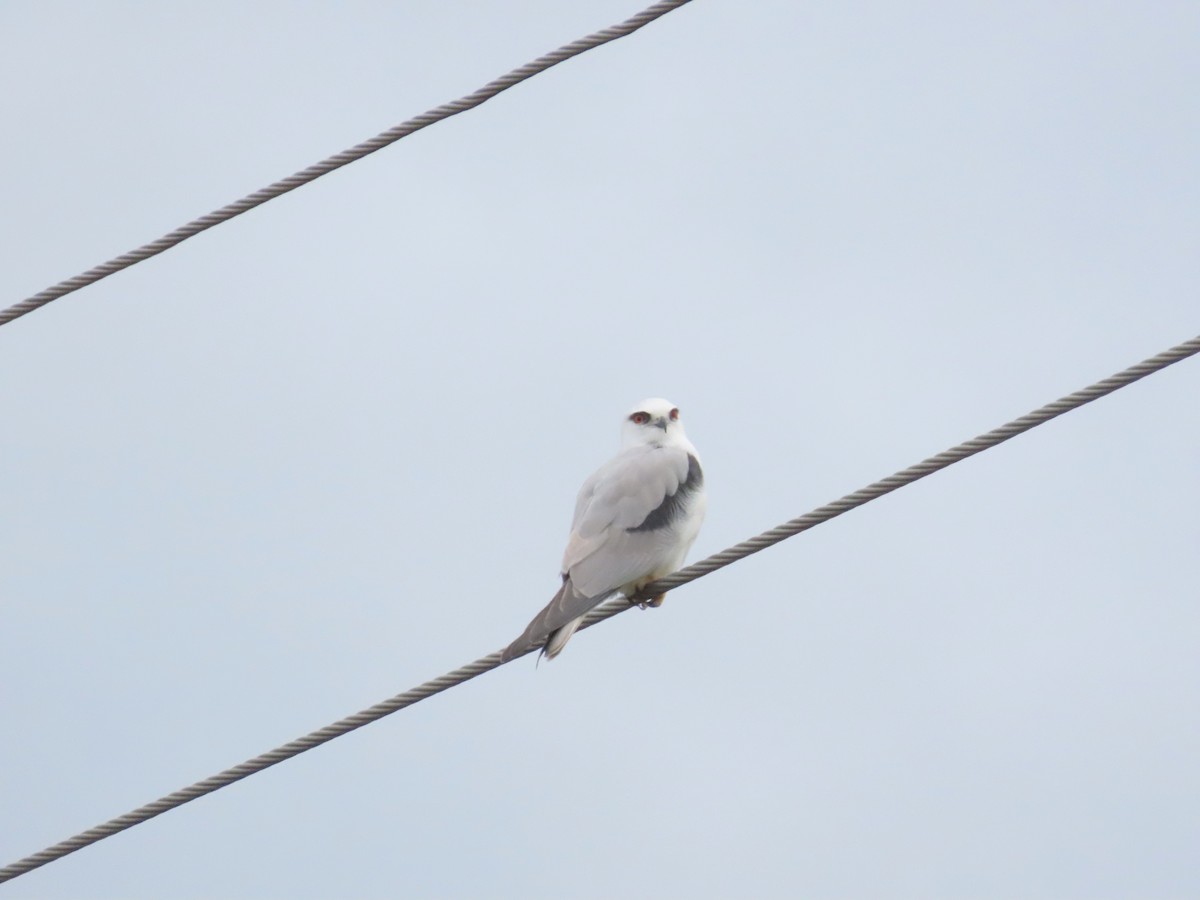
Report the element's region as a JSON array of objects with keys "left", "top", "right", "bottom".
[
  {"left": 624, "top": 333, "right": 1200, "bottom": 602},
  {"left": 2, "top": 333, "right": 1196, "bottom": 885},
  {"left": 0, "top": 0, "right": 695, "bottom": 329}
]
